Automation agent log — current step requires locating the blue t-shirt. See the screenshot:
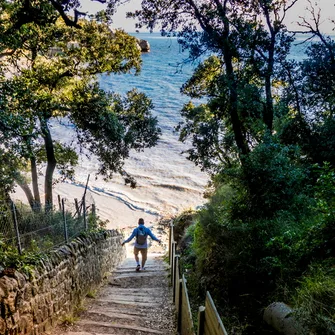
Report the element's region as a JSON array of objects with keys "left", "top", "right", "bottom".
[{"left": 123, "top": 225, "right": 160, "bottom": 248}]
